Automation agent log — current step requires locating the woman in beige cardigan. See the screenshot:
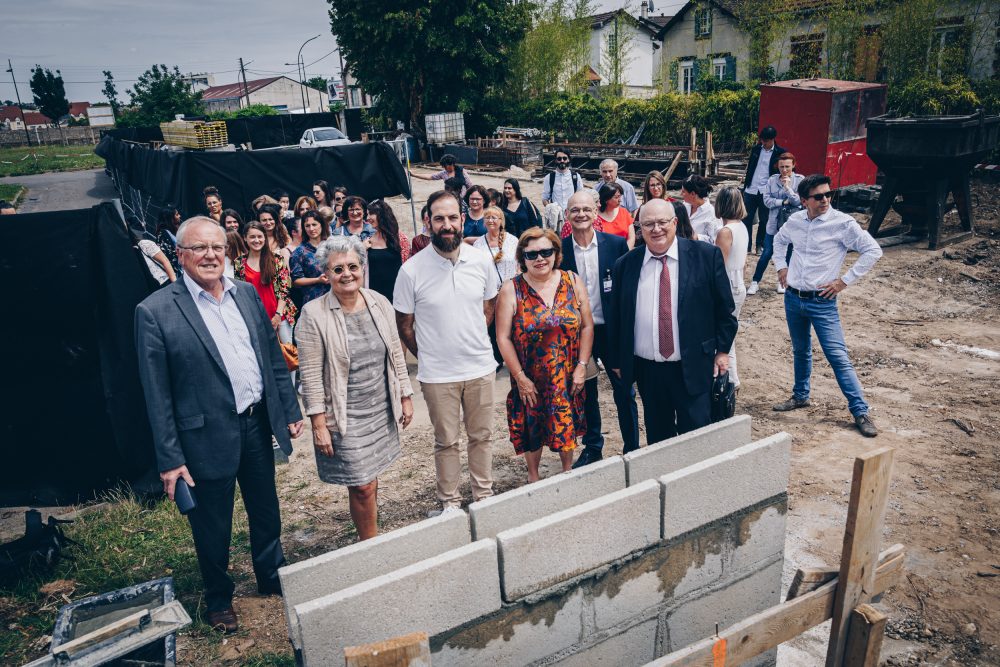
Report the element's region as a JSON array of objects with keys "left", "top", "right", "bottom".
[{"left": 296, "top": 235, "right": 414, "bottom": 540}]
